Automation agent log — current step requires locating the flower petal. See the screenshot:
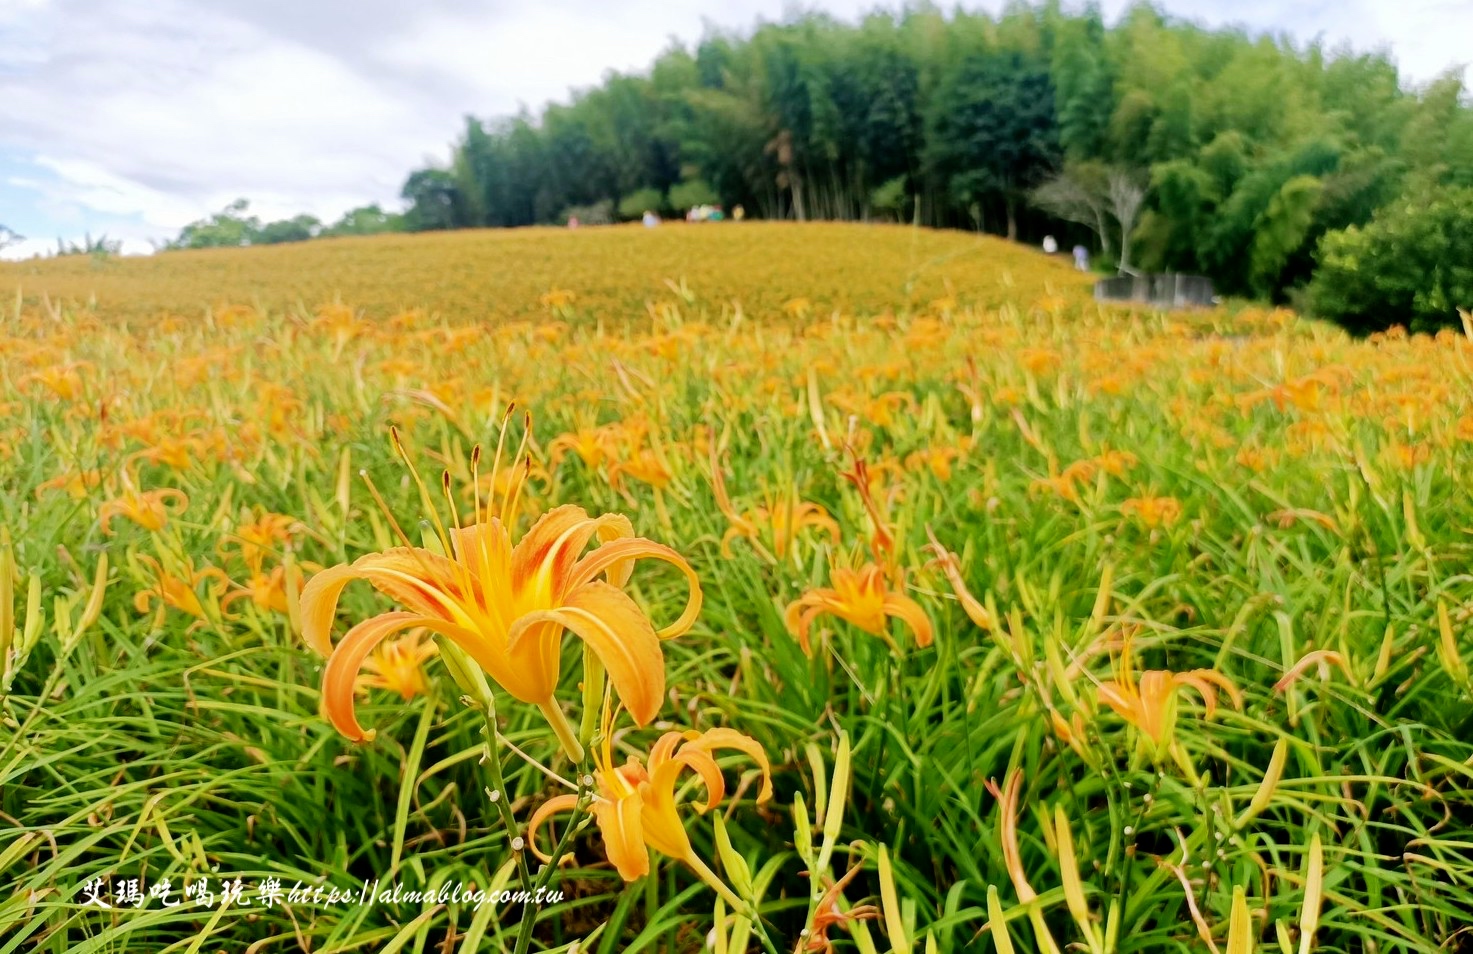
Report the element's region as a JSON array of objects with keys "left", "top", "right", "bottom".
[
  {"left": 448, "top": 520, "right": 513, "bottom": 619},
  {"left": 784, "top": 597, "right": 828, "bottom": 657},
  {"left": 298, "top": 562, "right": 360, "bottom": 657},
  {"left": 672, "top": 749, "right": 727, "bottom": 812},
  {"left": 680, "top": 727, "right": 774, "bottom": 803},
  {"left": 321, "top": 611, "right": 444, "bottom": 742},
  {"left": 508, "top": 581, "right": 666, "bottom": 724},
  {"left": 1182, "top": 668, "right": 1244, "bottom": 710},
  {"left": 510, "top": 504, "right": 595, "bottom": 594},
  {"left": 882, "top": 592, "right": 934, "bottom": 648},
  {"left": 649, "top": 730, "right": 686, "bottom": 770},
  {"left": 299, "top": 547, "right": 465, "bottom": 656},
  {"left": 1137, "top": 670, "right": 1177, "bottom": 745},
  {"left": 1096, "top": 680, "right": 1137, "bottom": 721},
  {"left": 567, "top": 537, "right": 702, "bottom": 639},
  {"left": 527, "top": 793, "right": 581, "bottom": 864},
  {"left": 642, "top": 762, "right": 697, "bottom": 862},
  {"left": 598, "top": 791, "right": 651, "bottom": 881}
]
